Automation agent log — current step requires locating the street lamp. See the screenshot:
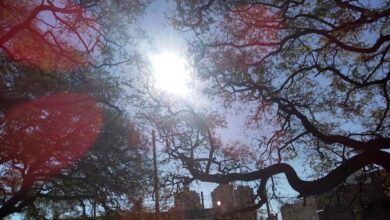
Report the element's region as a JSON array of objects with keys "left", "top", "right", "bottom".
[{"left": 311, "top": 209, "right": 324, "bottom": 220}]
